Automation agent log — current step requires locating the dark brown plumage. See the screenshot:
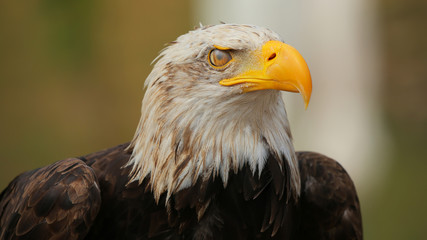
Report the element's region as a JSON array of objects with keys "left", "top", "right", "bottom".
[
  {"left": 0, "top": 24, "right": 363, "bottom": 239},
  {"left": 0, "top": 159, "right": 101, "bottom": 239},
  {"left": 1, "top": 144, "right": 362, "bottom": 239}
]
